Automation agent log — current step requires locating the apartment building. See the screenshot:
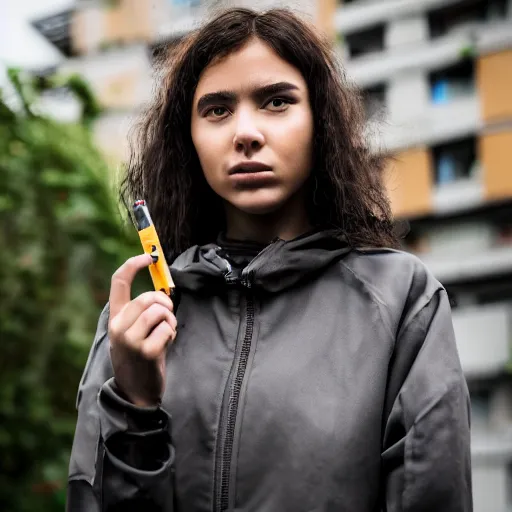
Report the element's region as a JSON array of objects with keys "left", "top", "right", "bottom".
[
  {"left": 31, "top": 0, "right": 325, "bottom": 161},
  {"left": 33, "top": 0, "right": 512, "bottom": 510},
  {"left": 335, "top": 1, "right": 512, "bottom": 510}
]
